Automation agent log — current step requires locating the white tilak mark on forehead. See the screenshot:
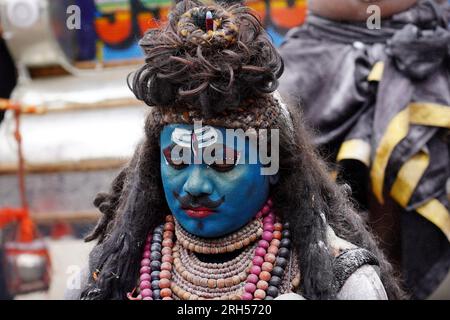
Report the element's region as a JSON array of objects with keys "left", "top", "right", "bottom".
[
  {"left": 172, "top": 128, "right": 192, "bottom": 147},
  {"left": 171, "top": 126, "right": 219, "bottom": 149}
]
